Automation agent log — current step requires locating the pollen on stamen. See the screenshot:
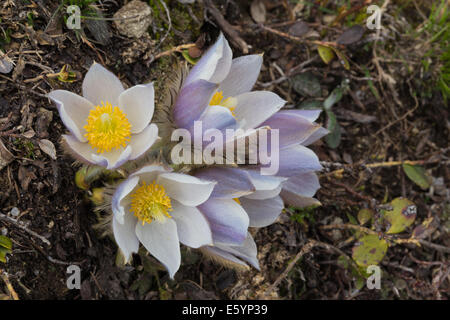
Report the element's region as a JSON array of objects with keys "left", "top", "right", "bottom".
[
  {"left": 130, "top": 181, "right": 173, "bottom": 225},
  {"left": 84, "top": 101, "right": 132, "bottom": 153},
  {"left": 209, "top": 91, "right": 237, "bottom": 117}
]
